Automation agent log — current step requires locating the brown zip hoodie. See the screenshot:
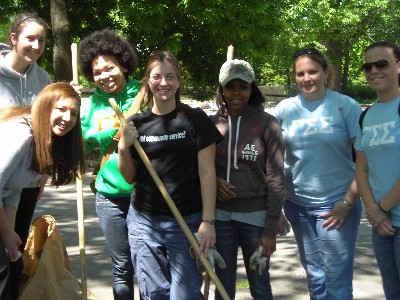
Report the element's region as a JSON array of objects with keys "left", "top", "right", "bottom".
[{"left": 213, "top": 105, "right": 286, "bottom": 236}]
